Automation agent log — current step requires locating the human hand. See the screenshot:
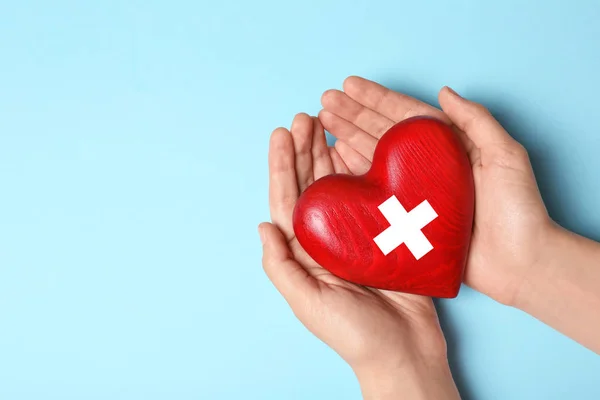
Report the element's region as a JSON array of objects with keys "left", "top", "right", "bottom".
[
  {"left": 260, "top": 113, "right": 460, "bottom": 399},
  {"left": 319, "top": 77, "right": 553, "bottom": 305}
]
